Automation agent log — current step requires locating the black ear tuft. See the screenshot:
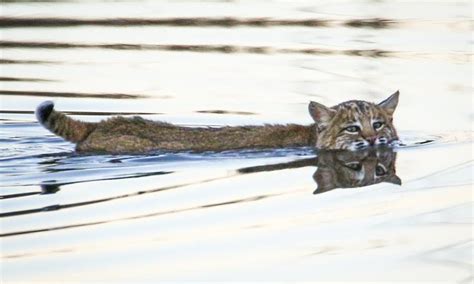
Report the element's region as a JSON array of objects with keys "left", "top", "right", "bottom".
[{"left": 36, "top": 101, "right": 55, "bottom": 125}]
